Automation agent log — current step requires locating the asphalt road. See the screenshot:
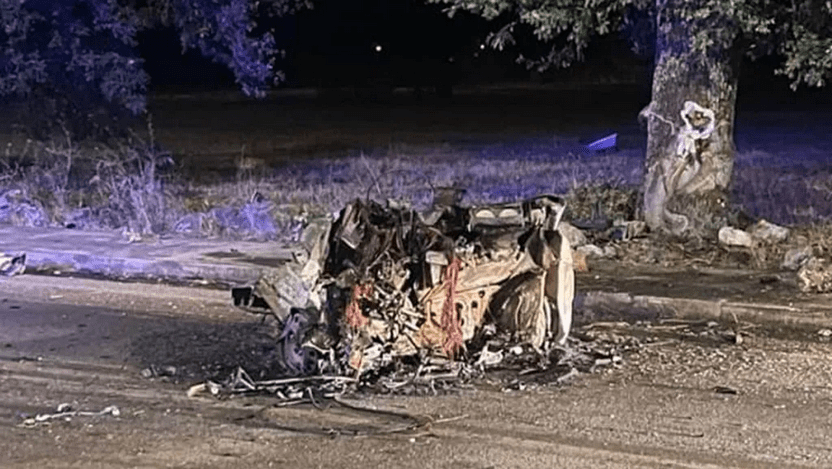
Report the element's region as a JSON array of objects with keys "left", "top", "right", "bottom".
[{"left": 1, "top": 275, "right": 831, "bottom": 468}]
